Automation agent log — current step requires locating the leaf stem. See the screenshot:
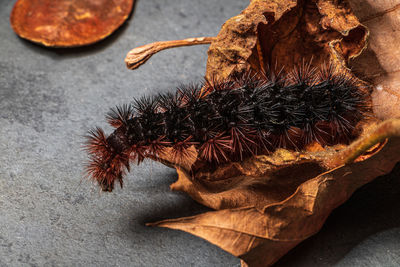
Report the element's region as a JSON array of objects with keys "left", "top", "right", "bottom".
[
  {"left": 125, "top": 37, "right": 216, "bottom": 70},
  {"left": 327, "top": 119, "right": 400, "bottom": 166}
]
